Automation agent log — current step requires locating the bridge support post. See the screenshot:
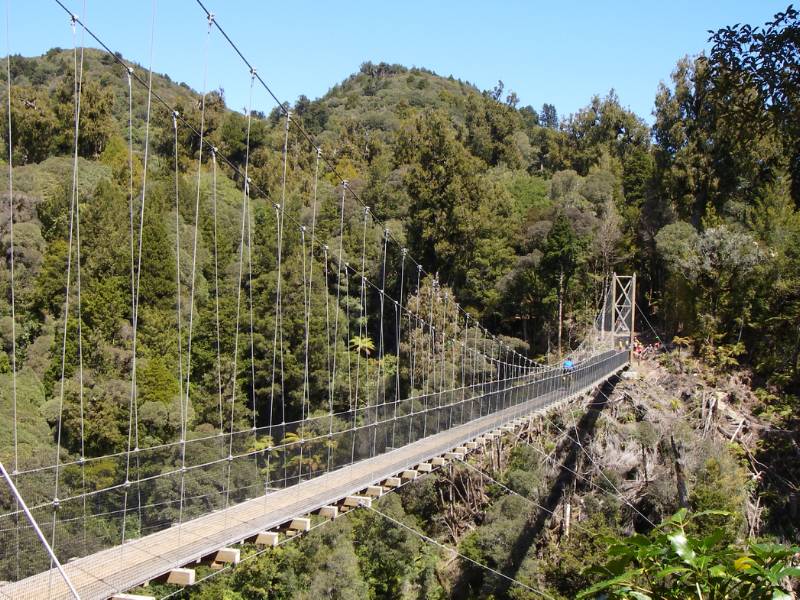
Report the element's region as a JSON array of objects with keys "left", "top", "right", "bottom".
[
  {"left": 289, "top": 518, "right": 311, "bottom": 532},
  {"left": 611, "top": 273, "right": 636, "bottom": 355},
  {"left": 214, "top": 548, "right": 241, "bottom": 565},
  {"left": 319, "top": 505, "right": 339, "bottom": 519},
  {"left": 611, "top": 272, "right": 616, "bottom": 341},
  {"left": 366, "top": 485, "right": 384, "bottom": 497},
  {"left": 255, "top": 531, "right": 279, "bottom": 547},
  {"left": 166, "top": 568, "right": 195, "bottom": 587}
]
